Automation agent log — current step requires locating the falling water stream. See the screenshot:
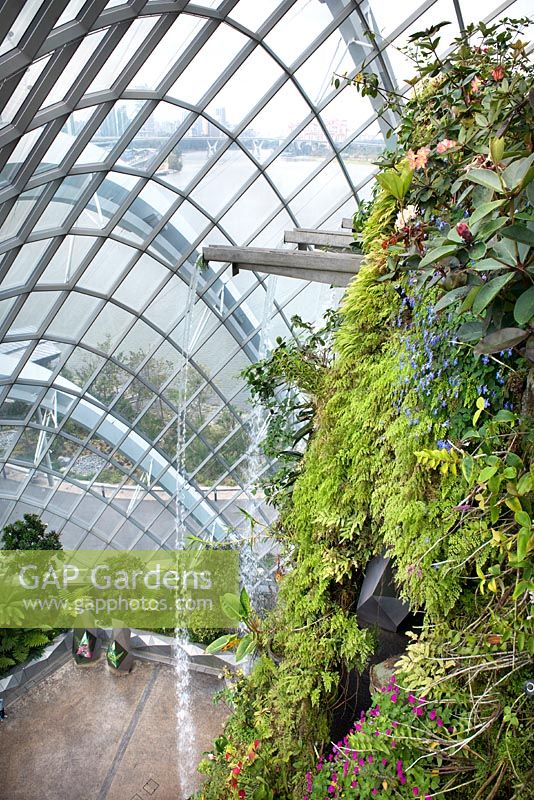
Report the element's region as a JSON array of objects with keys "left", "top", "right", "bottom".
[
  {"left": 174, "top": 265, "right": 200, "bottom": 797},
  {"left": 239, "top": 274, "right": 277, "bottom": 610}
]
